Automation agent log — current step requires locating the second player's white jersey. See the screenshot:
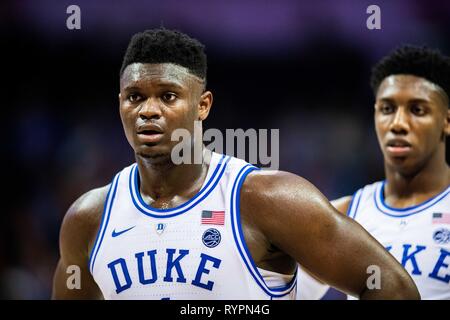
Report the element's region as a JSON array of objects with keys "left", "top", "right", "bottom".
[
  {"left": 348, "top": 181, "right": 450, "bottom": 300},
  {"left": 88, "top": 151, "right": 297, "bottom": 300}
]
